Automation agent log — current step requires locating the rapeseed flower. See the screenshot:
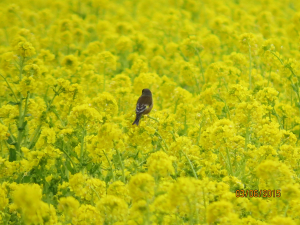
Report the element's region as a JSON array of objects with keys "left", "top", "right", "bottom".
[{"left": 1, "top": 0, "right": 300, "bottom": 224}]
